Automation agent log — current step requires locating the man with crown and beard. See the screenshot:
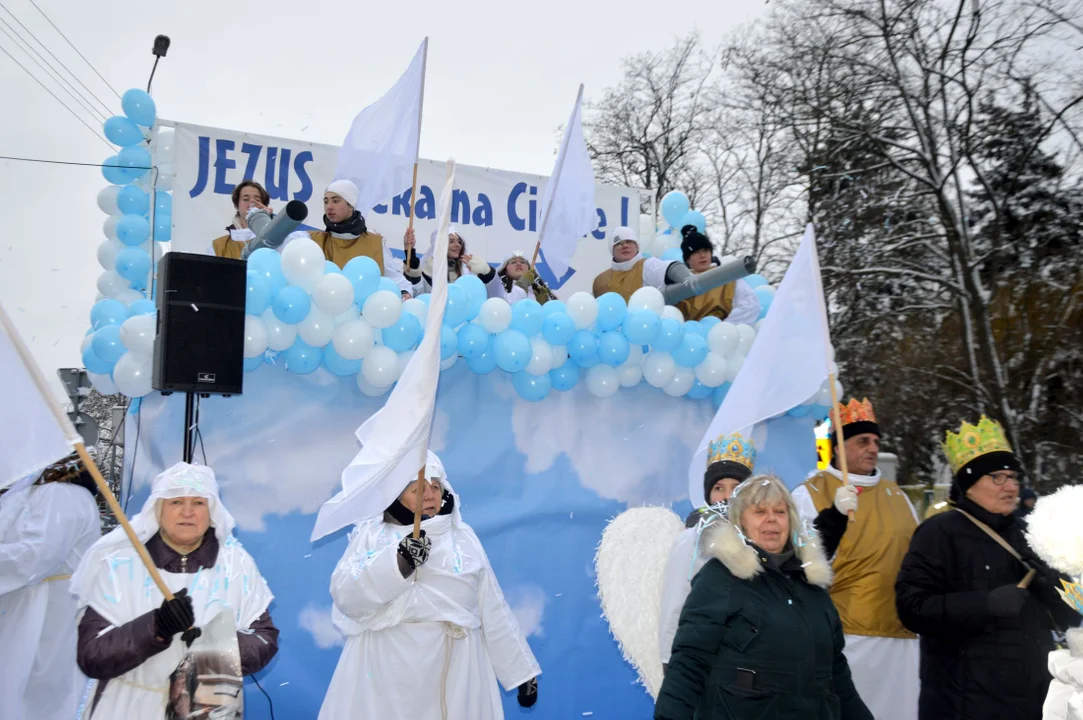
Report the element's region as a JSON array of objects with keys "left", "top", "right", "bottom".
[{"left": 792, "top": 397, "right": 920, "bottom": 720}]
